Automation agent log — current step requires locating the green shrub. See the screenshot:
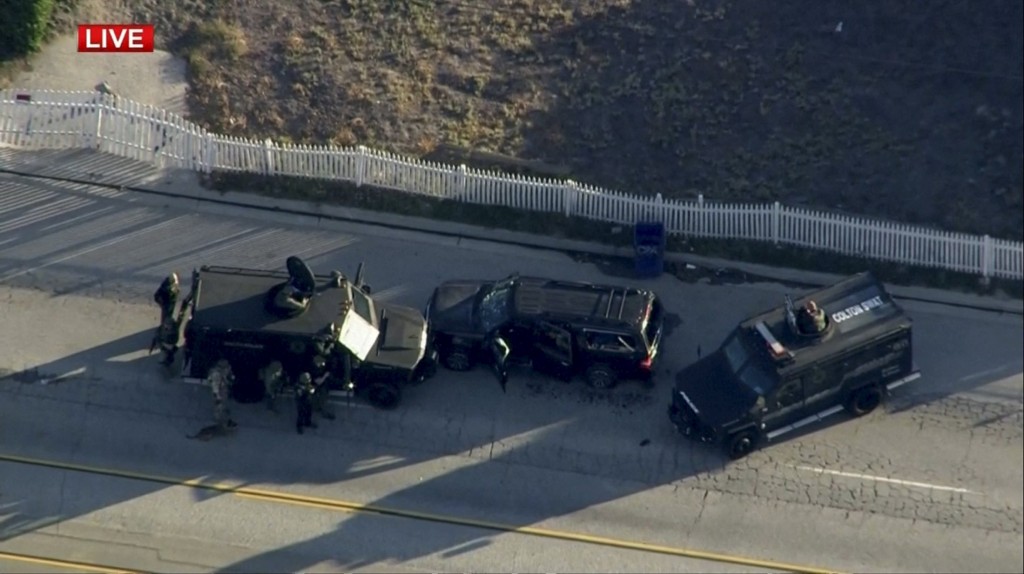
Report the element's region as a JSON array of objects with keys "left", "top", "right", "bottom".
[{"left": 0, "top": 0, "right": 56, "bottom": 58}]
